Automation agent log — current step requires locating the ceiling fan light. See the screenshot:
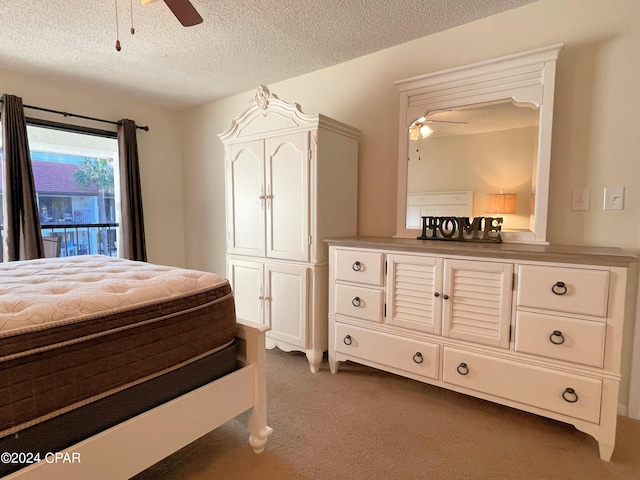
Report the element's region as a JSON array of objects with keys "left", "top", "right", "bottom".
[{"left": 419, "top": 124, "right": 433, "bottom": 139}]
